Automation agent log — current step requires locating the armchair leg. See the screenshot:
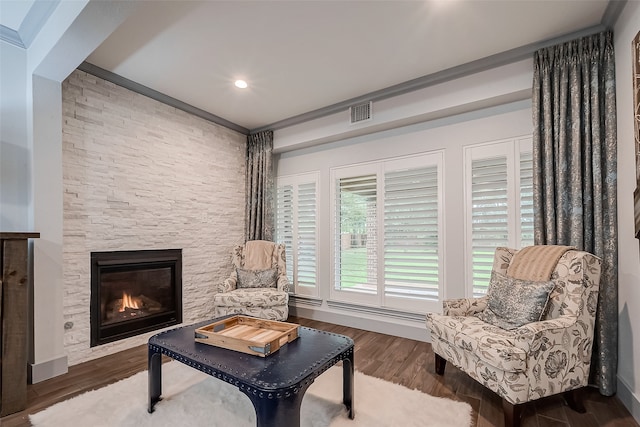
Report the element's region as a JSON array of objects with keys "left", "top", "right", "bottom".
[
  {"left": 434, "top": 353, "right": 446, "bottom": 375},
  {"left": 502, "top": 400, "right": 522, "bottom": 427},
  {"left": 564, "top": 388, "right": 586, "bottom": 413}
]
